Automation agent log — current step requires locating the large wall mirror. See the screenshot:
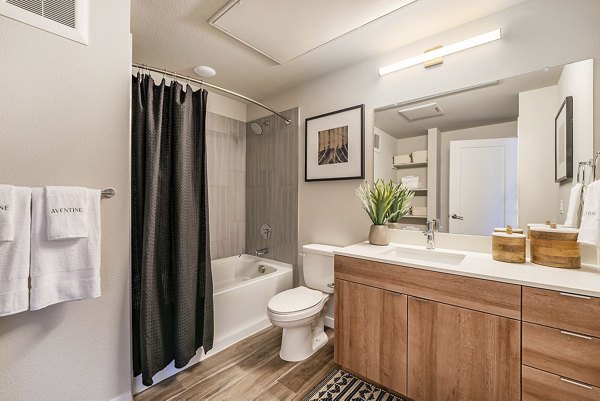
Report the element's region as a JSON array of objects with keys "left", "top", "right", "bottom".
[{"left": 374, "top": 58, "right": 594, "bottom": 236}]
